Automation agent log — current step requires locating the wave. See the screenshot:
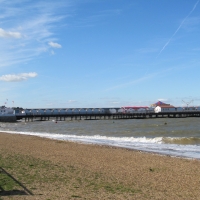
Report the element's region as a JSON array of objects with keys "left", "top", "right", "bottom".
[
  {"left": 1, "top": 130, "right": 200, "bottom": 159},
  {"left": 163, "top": 137, "right": 200, "bottom": 145},
  {"left": 0, "top": 130, "right": 163, "bottom": 144},
  {"left": 1, "top": 130, "right": 200, "bottom": 145}
]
